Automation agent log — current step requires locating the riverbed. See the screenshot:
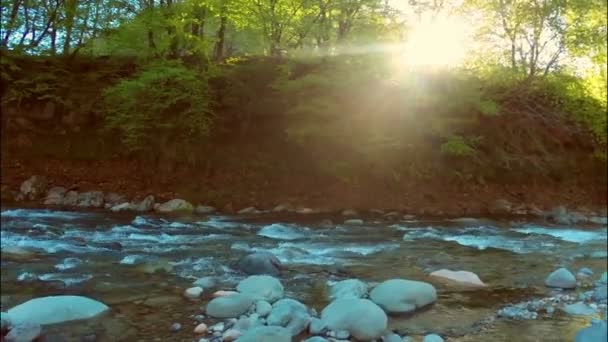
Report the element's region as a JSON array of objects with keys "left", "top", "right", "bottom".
[{"left": 1, "top": 207, "right": 606, "bottom": 341}]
